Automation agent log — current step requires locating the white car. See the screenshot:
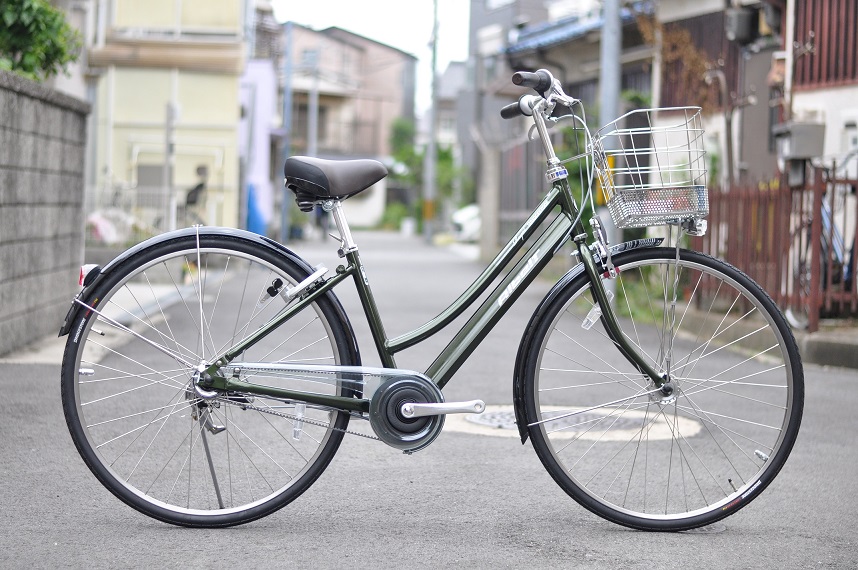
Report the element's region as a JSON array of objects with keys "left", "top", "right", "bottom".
[{"left": 451, "top": 204, "right": 481, "bottom": 242}]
